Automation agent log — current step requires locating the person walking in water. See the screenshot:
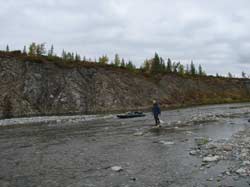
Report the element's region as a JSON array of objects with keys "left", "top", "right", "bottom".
[{"left": 152, "top": 100, "right": 161, "bottom": 127}]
